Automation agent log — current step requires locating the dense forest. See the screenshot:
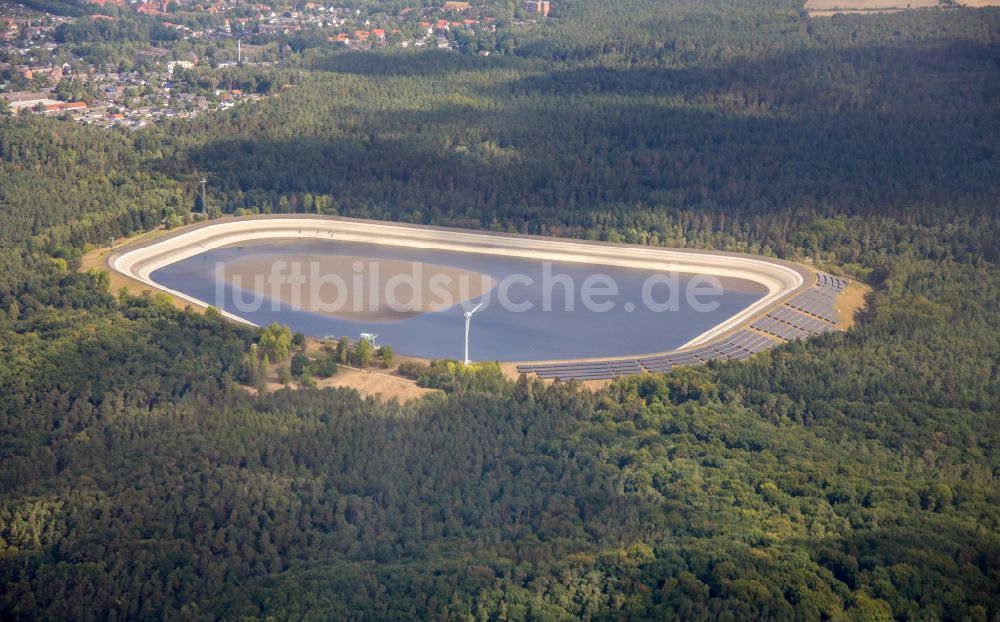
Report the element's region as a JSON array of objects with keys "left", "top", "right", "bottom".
[{"left": 1, "top": 0, "right": 999, "bottom": 619}]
